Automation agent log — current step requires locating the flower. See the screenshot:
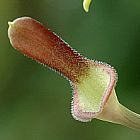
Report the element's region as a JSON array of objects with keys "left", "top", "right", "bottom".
[{"left": 8, "top": 17, "right": 140, "bottom": 131}]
